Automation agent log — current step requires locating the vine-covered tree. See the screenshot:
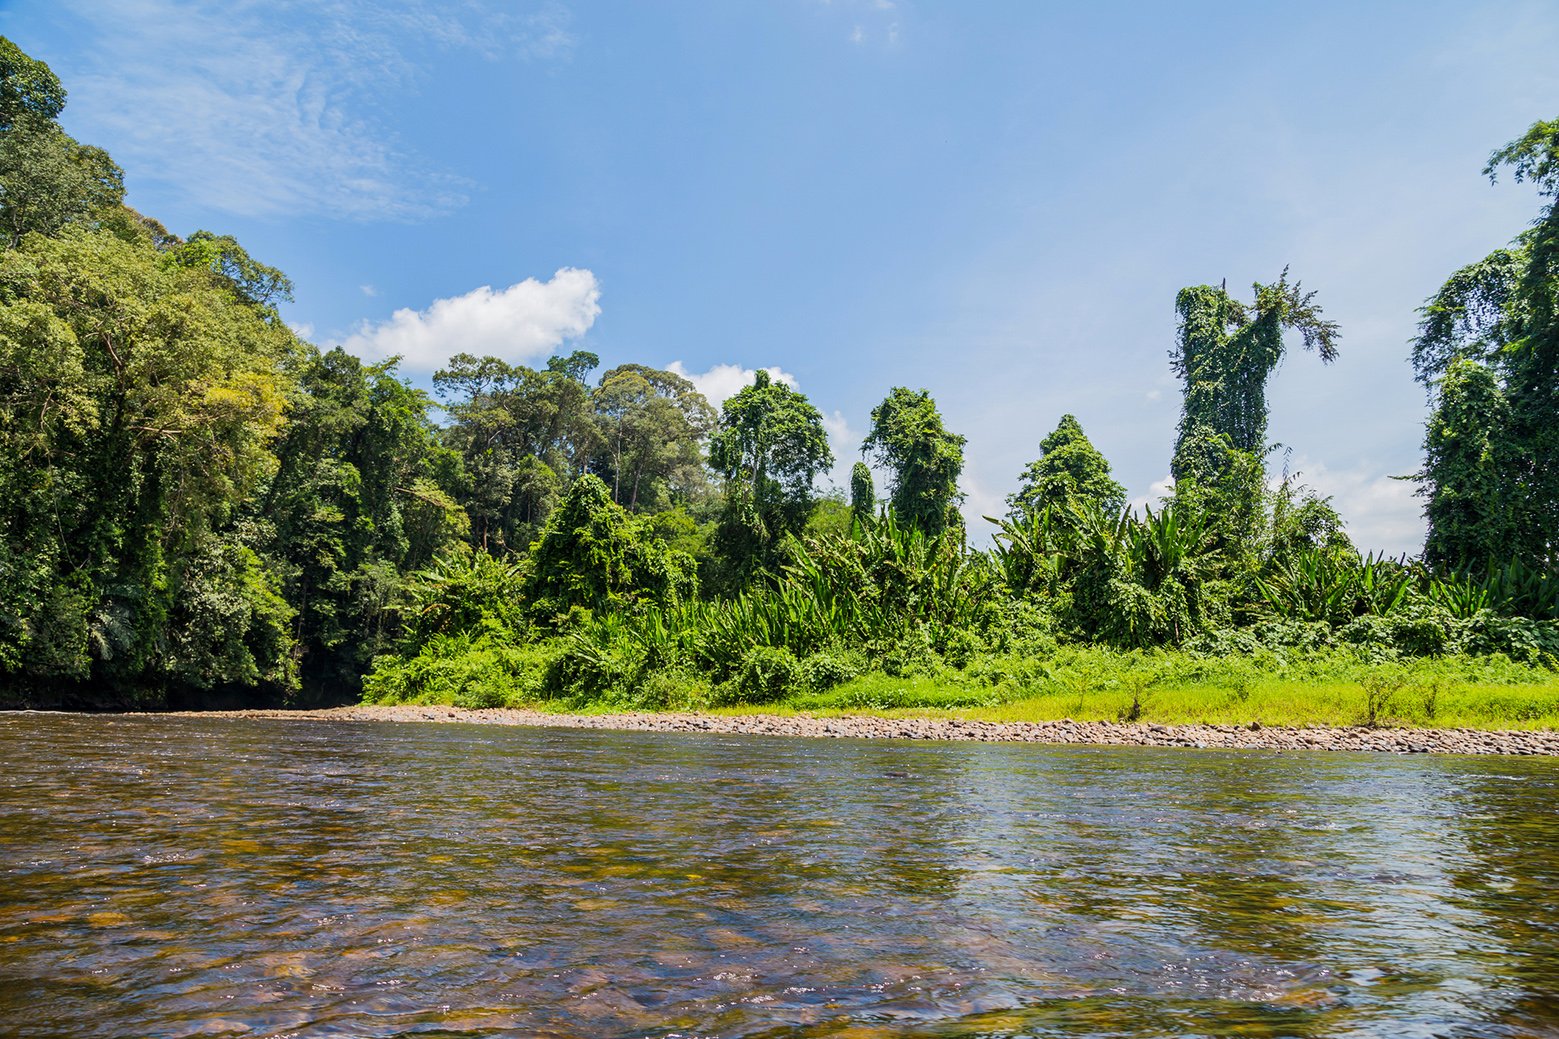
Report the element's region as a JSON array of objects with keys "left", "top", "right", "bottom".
[
  {"left": 1170, "top": 272, "right": 1338, "bottom": 537},
  {"left": 1008, "top": 414, "right": 1125, "bottom": 522},
  {"left": 522, "top": 473, "right": 696, "bottom": 623},
  {"left": 863, "top": 387, "right": 966, "bottom": 536},
  {"left": 1413, "top": 117, "right": 1559, "bottom": 570},
  {"left": 1417, "top": 359, "right": 1513, "bottom": 570},
  {"left": 256, "top": 347, "right": 466, "bottom": 694},
  {"left": 850, "top": 462, "right": 875, "bottom": 522},
  {"left": 0, "top": 222, "right": 296, "bottom": 701}
]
